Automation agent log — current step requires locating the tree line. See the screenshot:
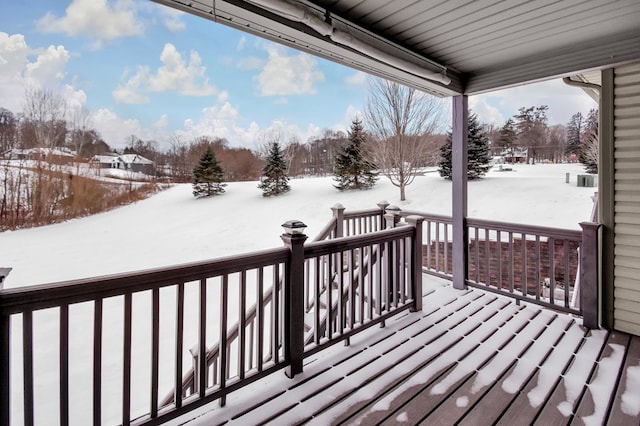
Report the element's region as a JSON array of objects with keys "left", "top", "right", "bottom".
[
  {"left": 490, "top": 106, "right": 598, "bottom": 170},
  {"left": 2, "top": 82, "right": 599, "bottom": 224}
]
